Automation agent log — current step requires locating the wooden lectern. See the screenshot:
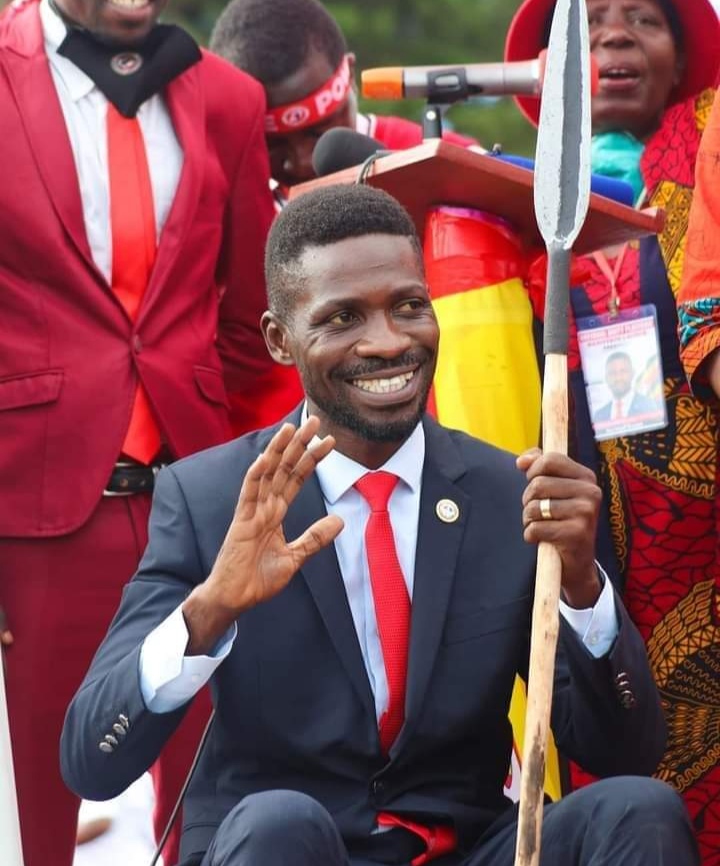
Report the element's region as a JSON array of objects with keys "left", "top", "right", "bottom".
[{"left": 289, "top": 138, "right": 664, "bottom": 255}]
